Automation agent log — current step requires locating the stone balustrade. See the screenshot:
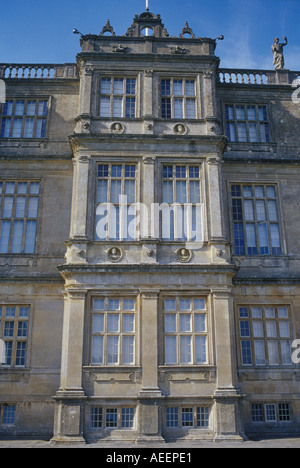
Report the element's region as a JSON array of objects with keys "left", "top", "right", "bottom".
[
  {"left": 219, "top": 68, "right": 300, "bottom": 86},
  {"left": 0, "top": 63, "right": 78, "bottom": 79}
]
